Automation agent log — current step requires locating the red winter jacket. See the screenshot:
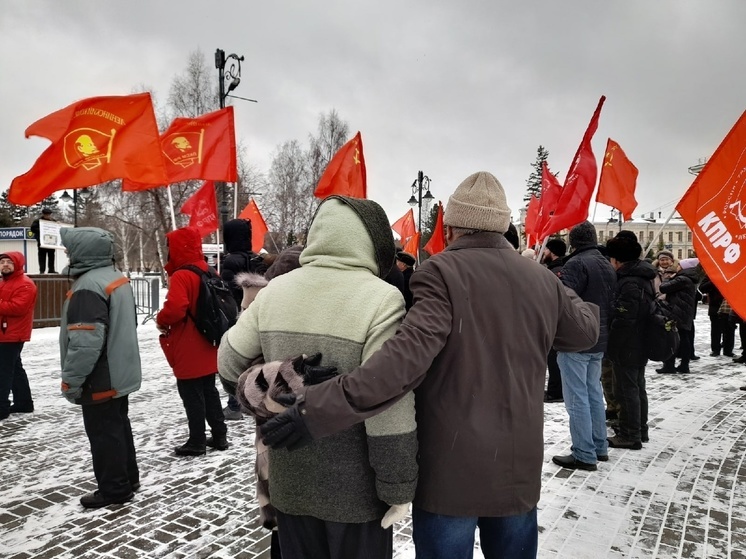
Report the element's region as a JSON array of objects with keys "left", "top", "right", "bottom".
[
  {"left": 0, "top": 252, "right": 38, "bottom": 343},
  {"left": 157, "top": 227, "right": 218, "bottom": 379}
]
